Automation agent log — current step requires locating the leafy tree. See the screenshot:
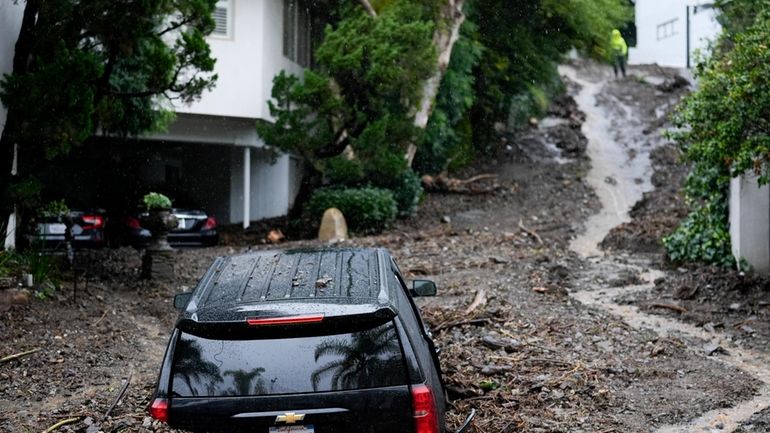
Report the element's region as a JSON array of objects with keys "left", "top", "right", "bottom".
[
  {"left": 466, "top": 0, "right": 632, "bottom": 154},
  {"left": 0, "top": 0, "right": 218, "bottom": 242},
  {"left": 665, "top": 11, "right": 770, "bottom": 266},
  {"left": 257, "top": 1, "right": 435, "bottom": 191}
]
